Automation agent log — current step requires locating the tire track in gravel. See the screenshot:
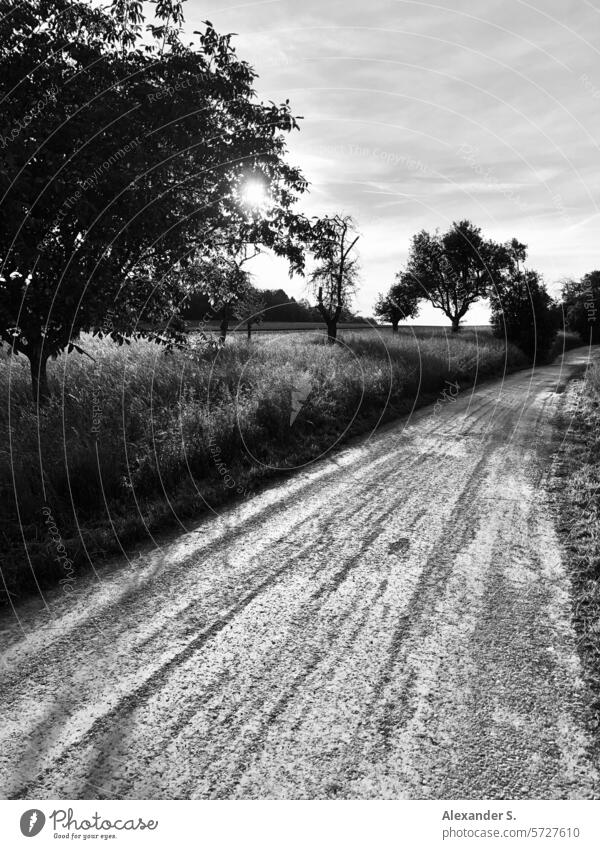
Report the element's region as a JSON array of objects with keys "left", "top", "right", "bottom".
[
  {"left": 6, "top": 478, "right": 414, "bottom": 797},
  {"left": 8, "top": 533, "right": 329, "bottom": 798},
  {"left": 371, "top": 454, "right": 490, "bottom": 742}
]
